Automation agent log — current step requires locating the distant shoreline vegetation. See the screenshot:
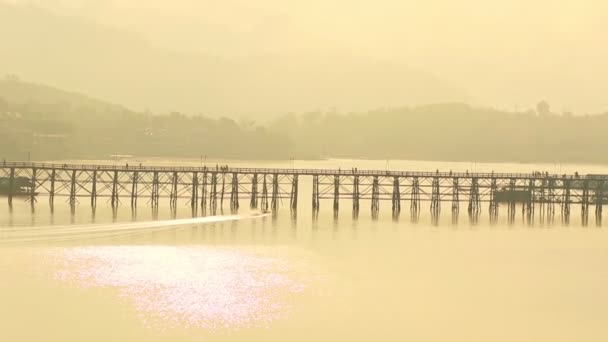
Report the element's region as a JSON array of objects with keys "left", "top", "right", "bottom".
[{"left": 1, "top": 79, "right": 607, "bottom": 164}]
